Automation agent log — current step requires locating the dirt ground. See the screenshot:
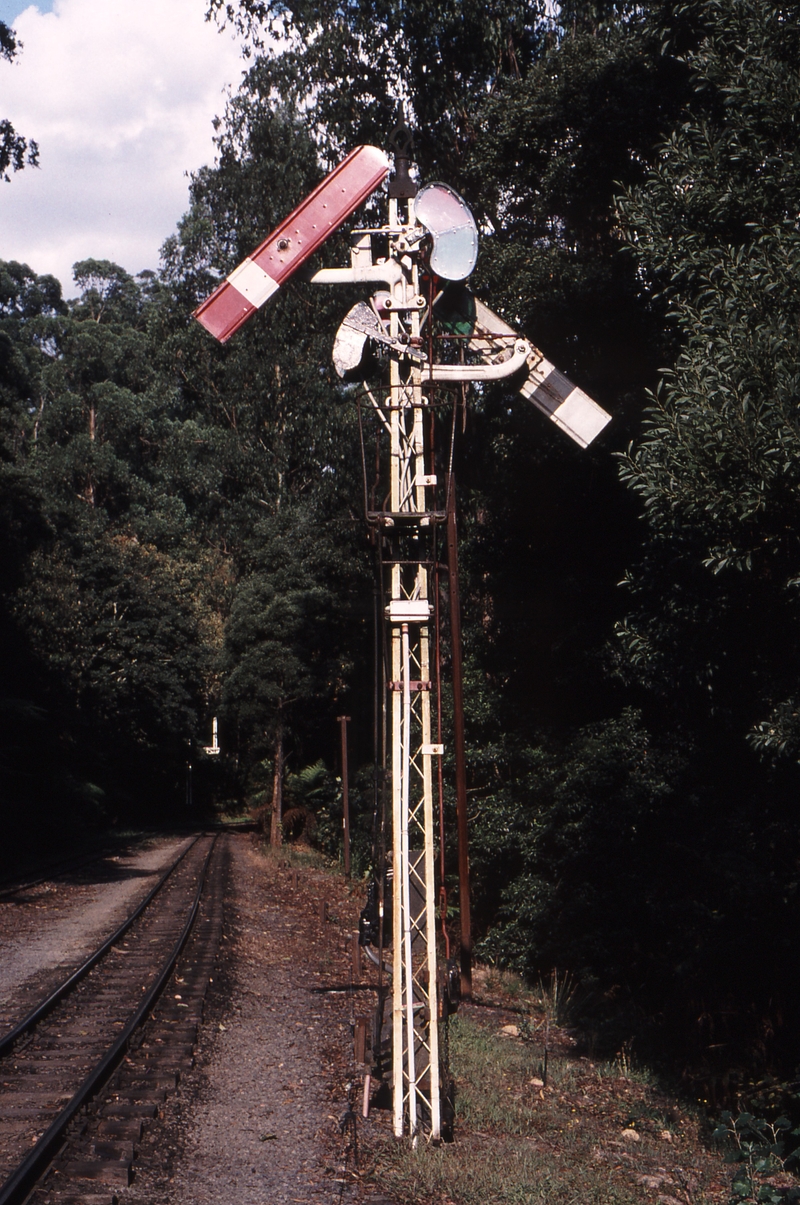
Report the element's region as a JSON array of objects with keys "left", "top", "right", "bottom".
[
  {"left": 119, "top": 833, "right": 381, "bottom": 1205},
  {"left": 3, "top": 831, "right": 762, "bottom": 1205}
]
